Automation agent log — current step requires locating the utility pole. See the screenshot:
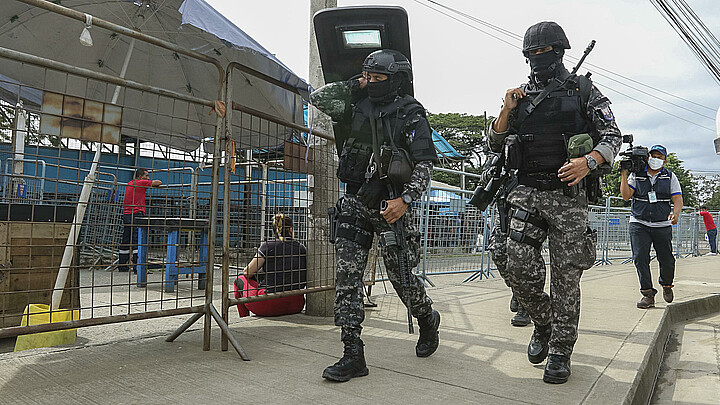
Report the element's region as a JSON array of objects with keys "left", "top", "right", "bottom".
[{"left": 305, "top": 0, "right": 338, "bottom": 317}]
